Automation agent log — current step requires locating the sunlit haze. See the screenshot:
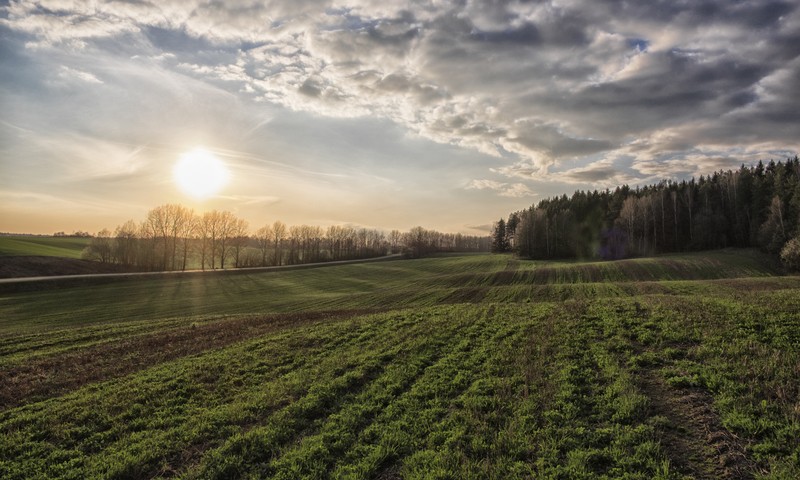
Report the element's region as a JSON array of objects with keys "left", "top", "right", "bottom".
[
  {"left": 174, "top": 149, "right": 230, "bottom": 199},
  {"left": 1, "top": 1, "right": 798, "bottom": 235}
]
